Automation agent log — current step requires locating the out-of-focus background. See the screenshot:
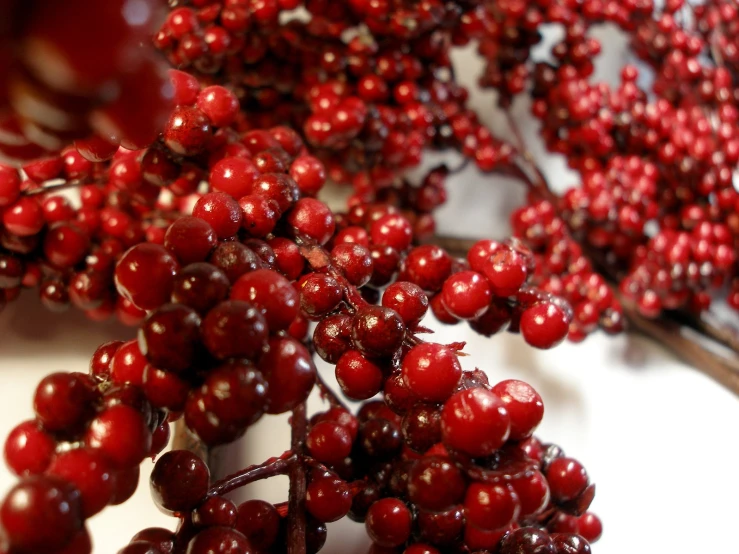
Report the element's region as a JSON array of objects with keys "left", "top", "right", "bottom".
[{"left": 2, "top": 33, "right": 739, "bottom": 554}]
